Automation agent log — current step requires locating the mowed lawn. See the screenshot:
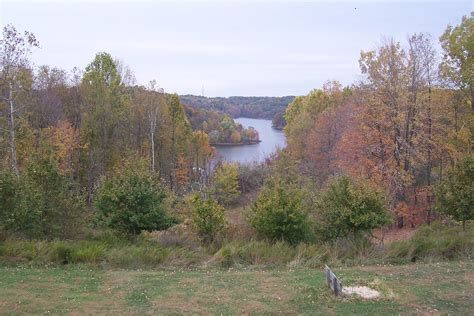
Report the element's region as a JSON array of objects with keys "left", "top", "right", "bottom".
[{"left": 0, "top": 261, "right": 473, "bottom": 315}]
